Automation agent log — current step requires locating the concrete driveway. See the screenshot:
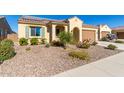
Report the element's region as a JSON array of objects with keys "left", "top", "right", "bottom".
[
  {"left": 55, "top": 41, "right": 124, "bottom": 77},
  {"left": 98, "top": 41, "right": 124, "bottom": 50}
]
